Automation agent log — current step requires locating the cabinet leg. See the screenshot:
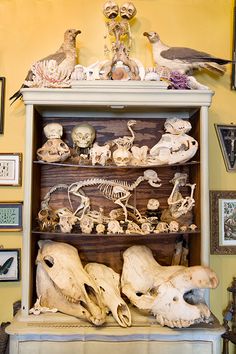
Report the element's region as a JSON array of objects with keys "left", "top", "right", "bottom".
[{"left": 222, "top": 337, "right": 229, "bottom": 354}]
